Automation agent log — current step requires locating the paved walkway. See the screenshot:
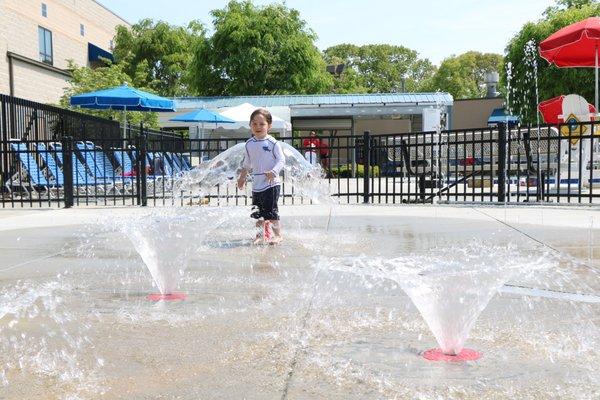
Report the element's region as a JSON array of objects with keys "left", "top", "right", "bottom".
[{"left": 1, "top": 204, "right": 599, "bottom": 399}]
